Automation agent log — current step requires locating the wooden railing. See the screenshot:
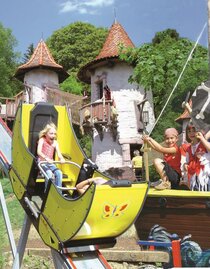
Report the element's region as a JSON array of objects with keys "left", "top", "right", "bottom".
[
  {"left": 0, "top": 86, "right": 88, "bottom": 125},
  {"left": 79, "top": 100, "right": 118, "bottom": 140},
  {"left": 45, "top": 86, "right": 88, "bottom": 124},
  {"left": 0, "top": 91, "right": 24, "bottom": 119},
  {"left": 80, "top": 100, "right": 113, "bottom": 127}
]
